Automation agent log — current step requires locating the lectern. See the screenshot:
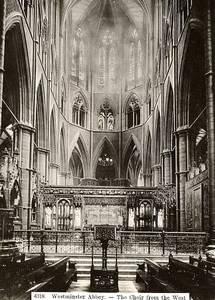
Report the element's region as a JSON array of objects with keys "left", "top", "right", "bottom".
[{"left": 90, "top": 225, "right": 118, "bottom": 292}]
